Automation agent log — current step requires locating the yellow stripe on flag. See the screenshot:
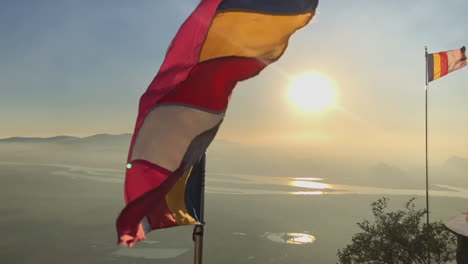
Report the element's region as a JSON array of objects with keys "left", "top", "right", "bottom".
[
  {"left": 200, "top": 11, "right": 314, "bottom": 62},
  {"left": 165, "top": 167, "right": 197, "bottom": 225},
  {"left": 433, "top": 53, "right": 441, "bottom": 80}
]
